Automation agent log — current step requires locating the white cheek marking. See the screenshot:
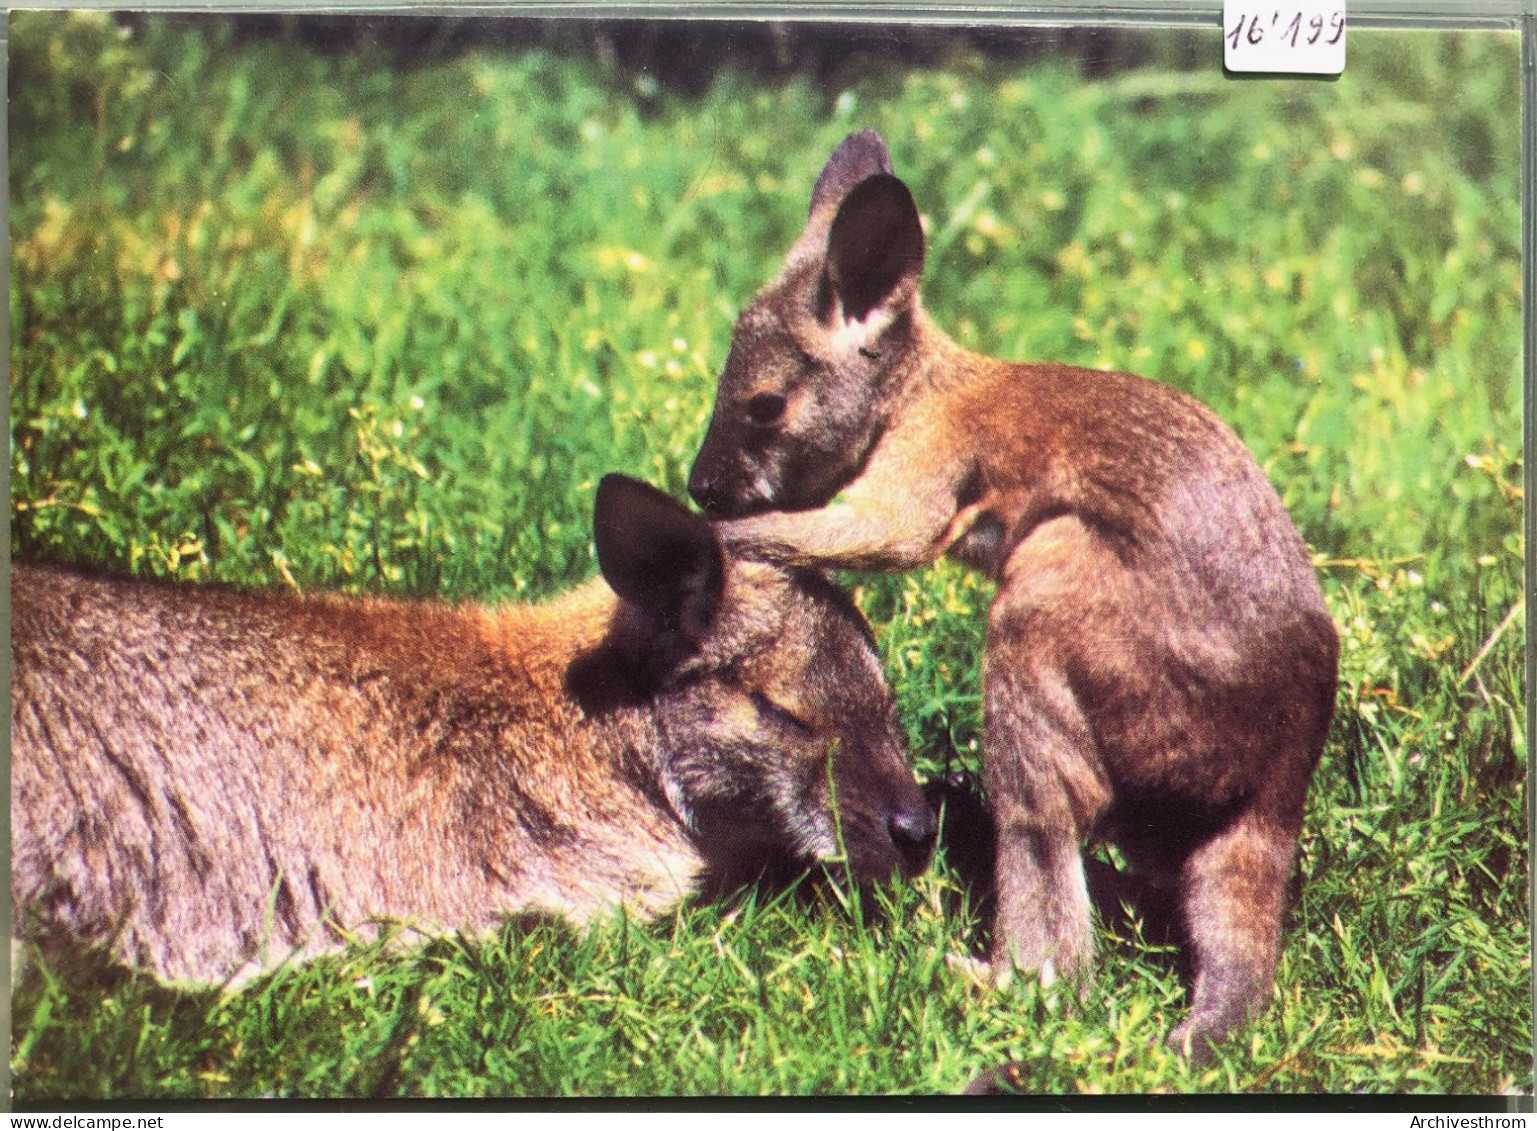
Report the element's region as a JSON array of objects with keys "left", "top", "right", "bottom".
[
  {"left": 750, "top": 473, "right": 776, "bottom": 506},
  {"left": 785, "top": 806, "right": 837, "bottom": 861}
]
